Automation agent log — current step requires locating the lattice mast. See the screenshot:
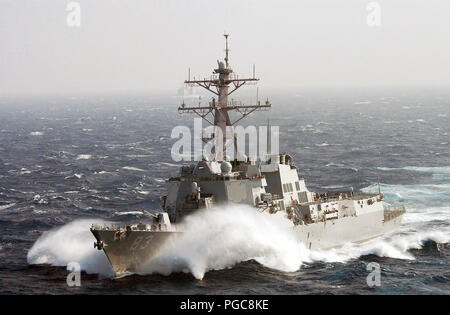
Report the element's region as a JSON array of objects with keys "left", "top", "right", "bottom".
[{"left": 179, "top": 34, "right": 271, "bottom": 161}]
